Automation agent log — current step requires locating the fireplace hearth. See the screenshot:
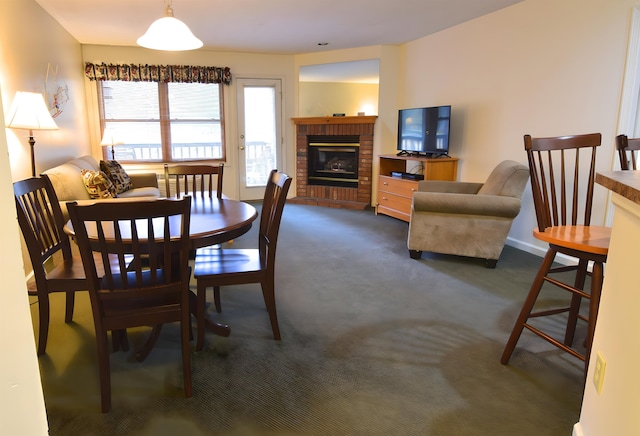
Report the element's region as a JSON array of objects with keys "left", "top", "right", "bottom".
[{"left": 291, "top": 116, "right": 377, "bottom": 209}]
